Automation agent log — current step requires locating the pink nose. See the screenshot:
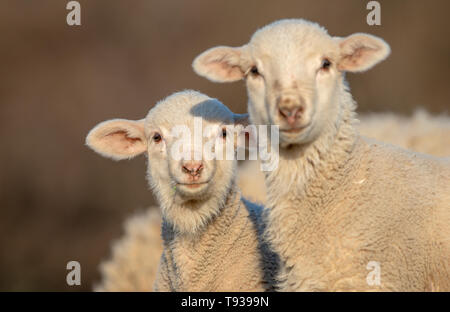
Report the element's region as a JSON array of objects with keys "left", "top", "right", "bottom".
[
  {"left": 277, "top": 96, "right": 304, "bottom": 127},
  {"left": 182, "top": 162, "right": 203, "bottom": 178},
  {"left": 279, "top": 107, "right": 304, "bottom": 126}
]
